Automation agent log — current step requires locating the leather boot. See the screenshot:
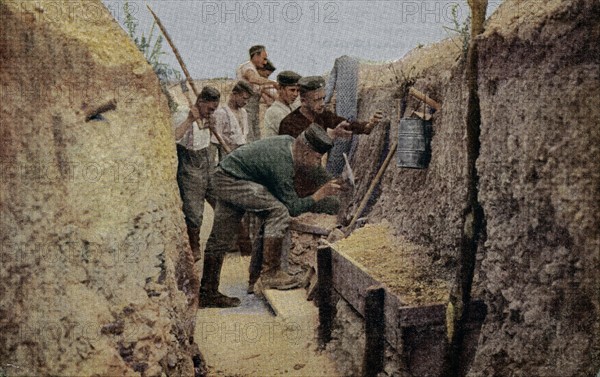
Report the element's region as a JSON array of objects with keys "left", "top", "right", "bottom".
[
  {"left": 199, "top": 253, "right": 240, "bottom": 308},
  {"left": 186, "top": 225, "right": 201, "bottom": 263},
  {"left": 259, "top": 237, "right": 302, "bottom": 290},
  {"left": 237, "top": 216, "right": 253, "bottom": 256},
  {"left": 247, "top": 234, "right": 264, "bottom": 294}
]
